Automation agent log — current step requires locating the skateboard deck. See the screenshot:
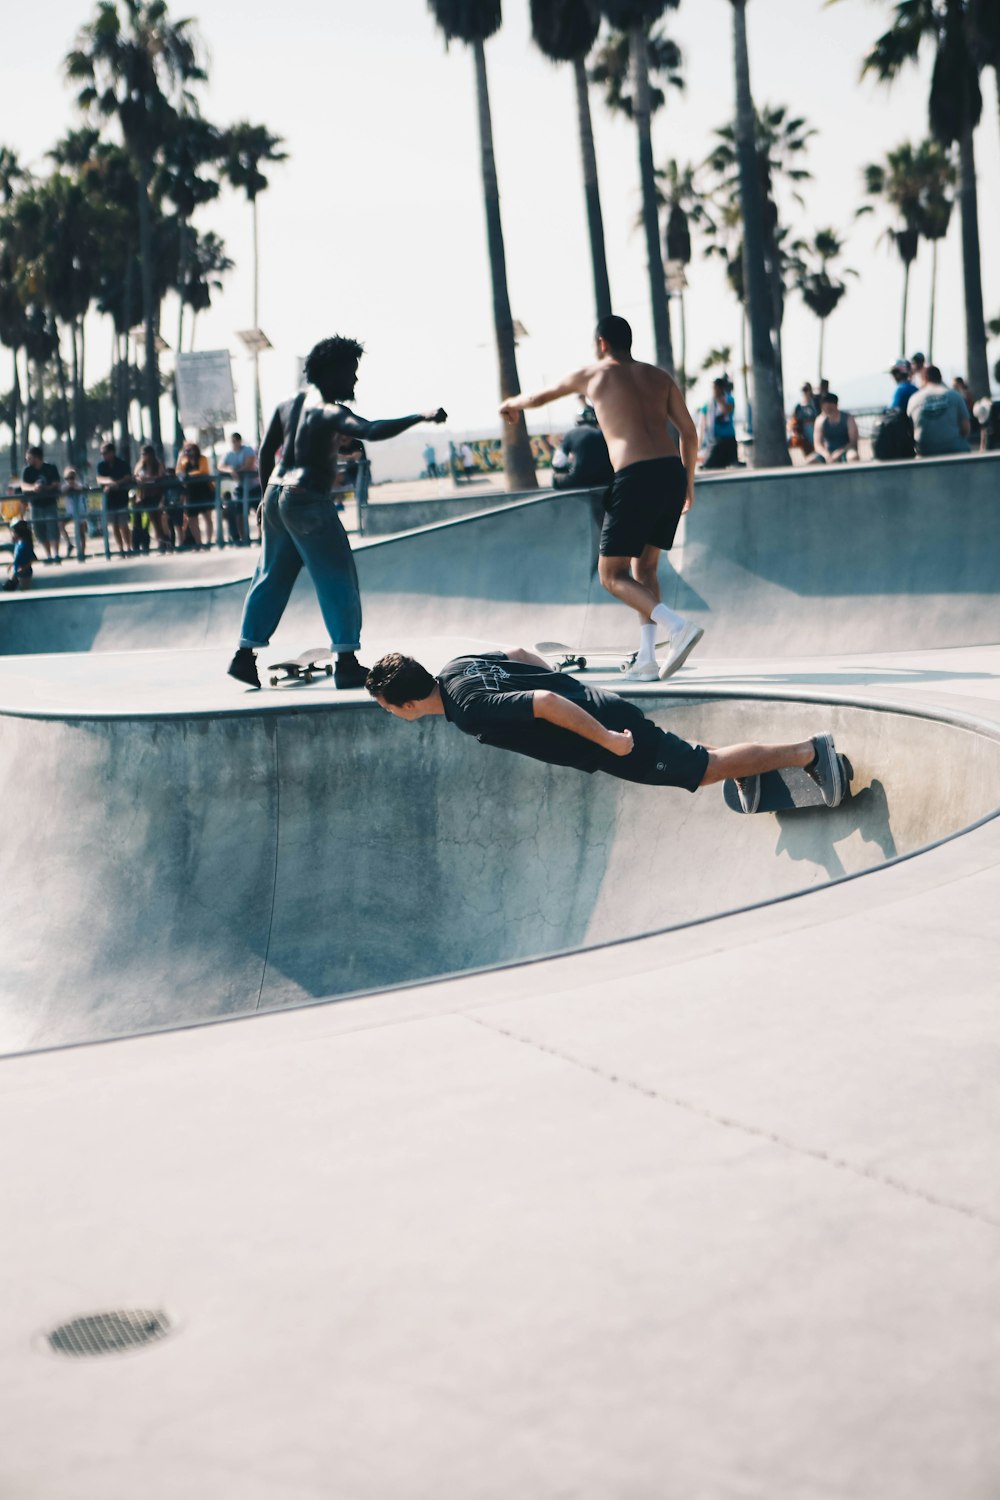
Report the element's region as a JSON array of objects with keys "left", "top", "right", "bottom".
[
  {"left": 535, "top": 640, "right": 668, "bottom": 673},
  {"left": 268, "top": 647, "right": 333, "bottom": 687},
  {"left": 723, "top": 757, "right": 851, "bottom": 814}
]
